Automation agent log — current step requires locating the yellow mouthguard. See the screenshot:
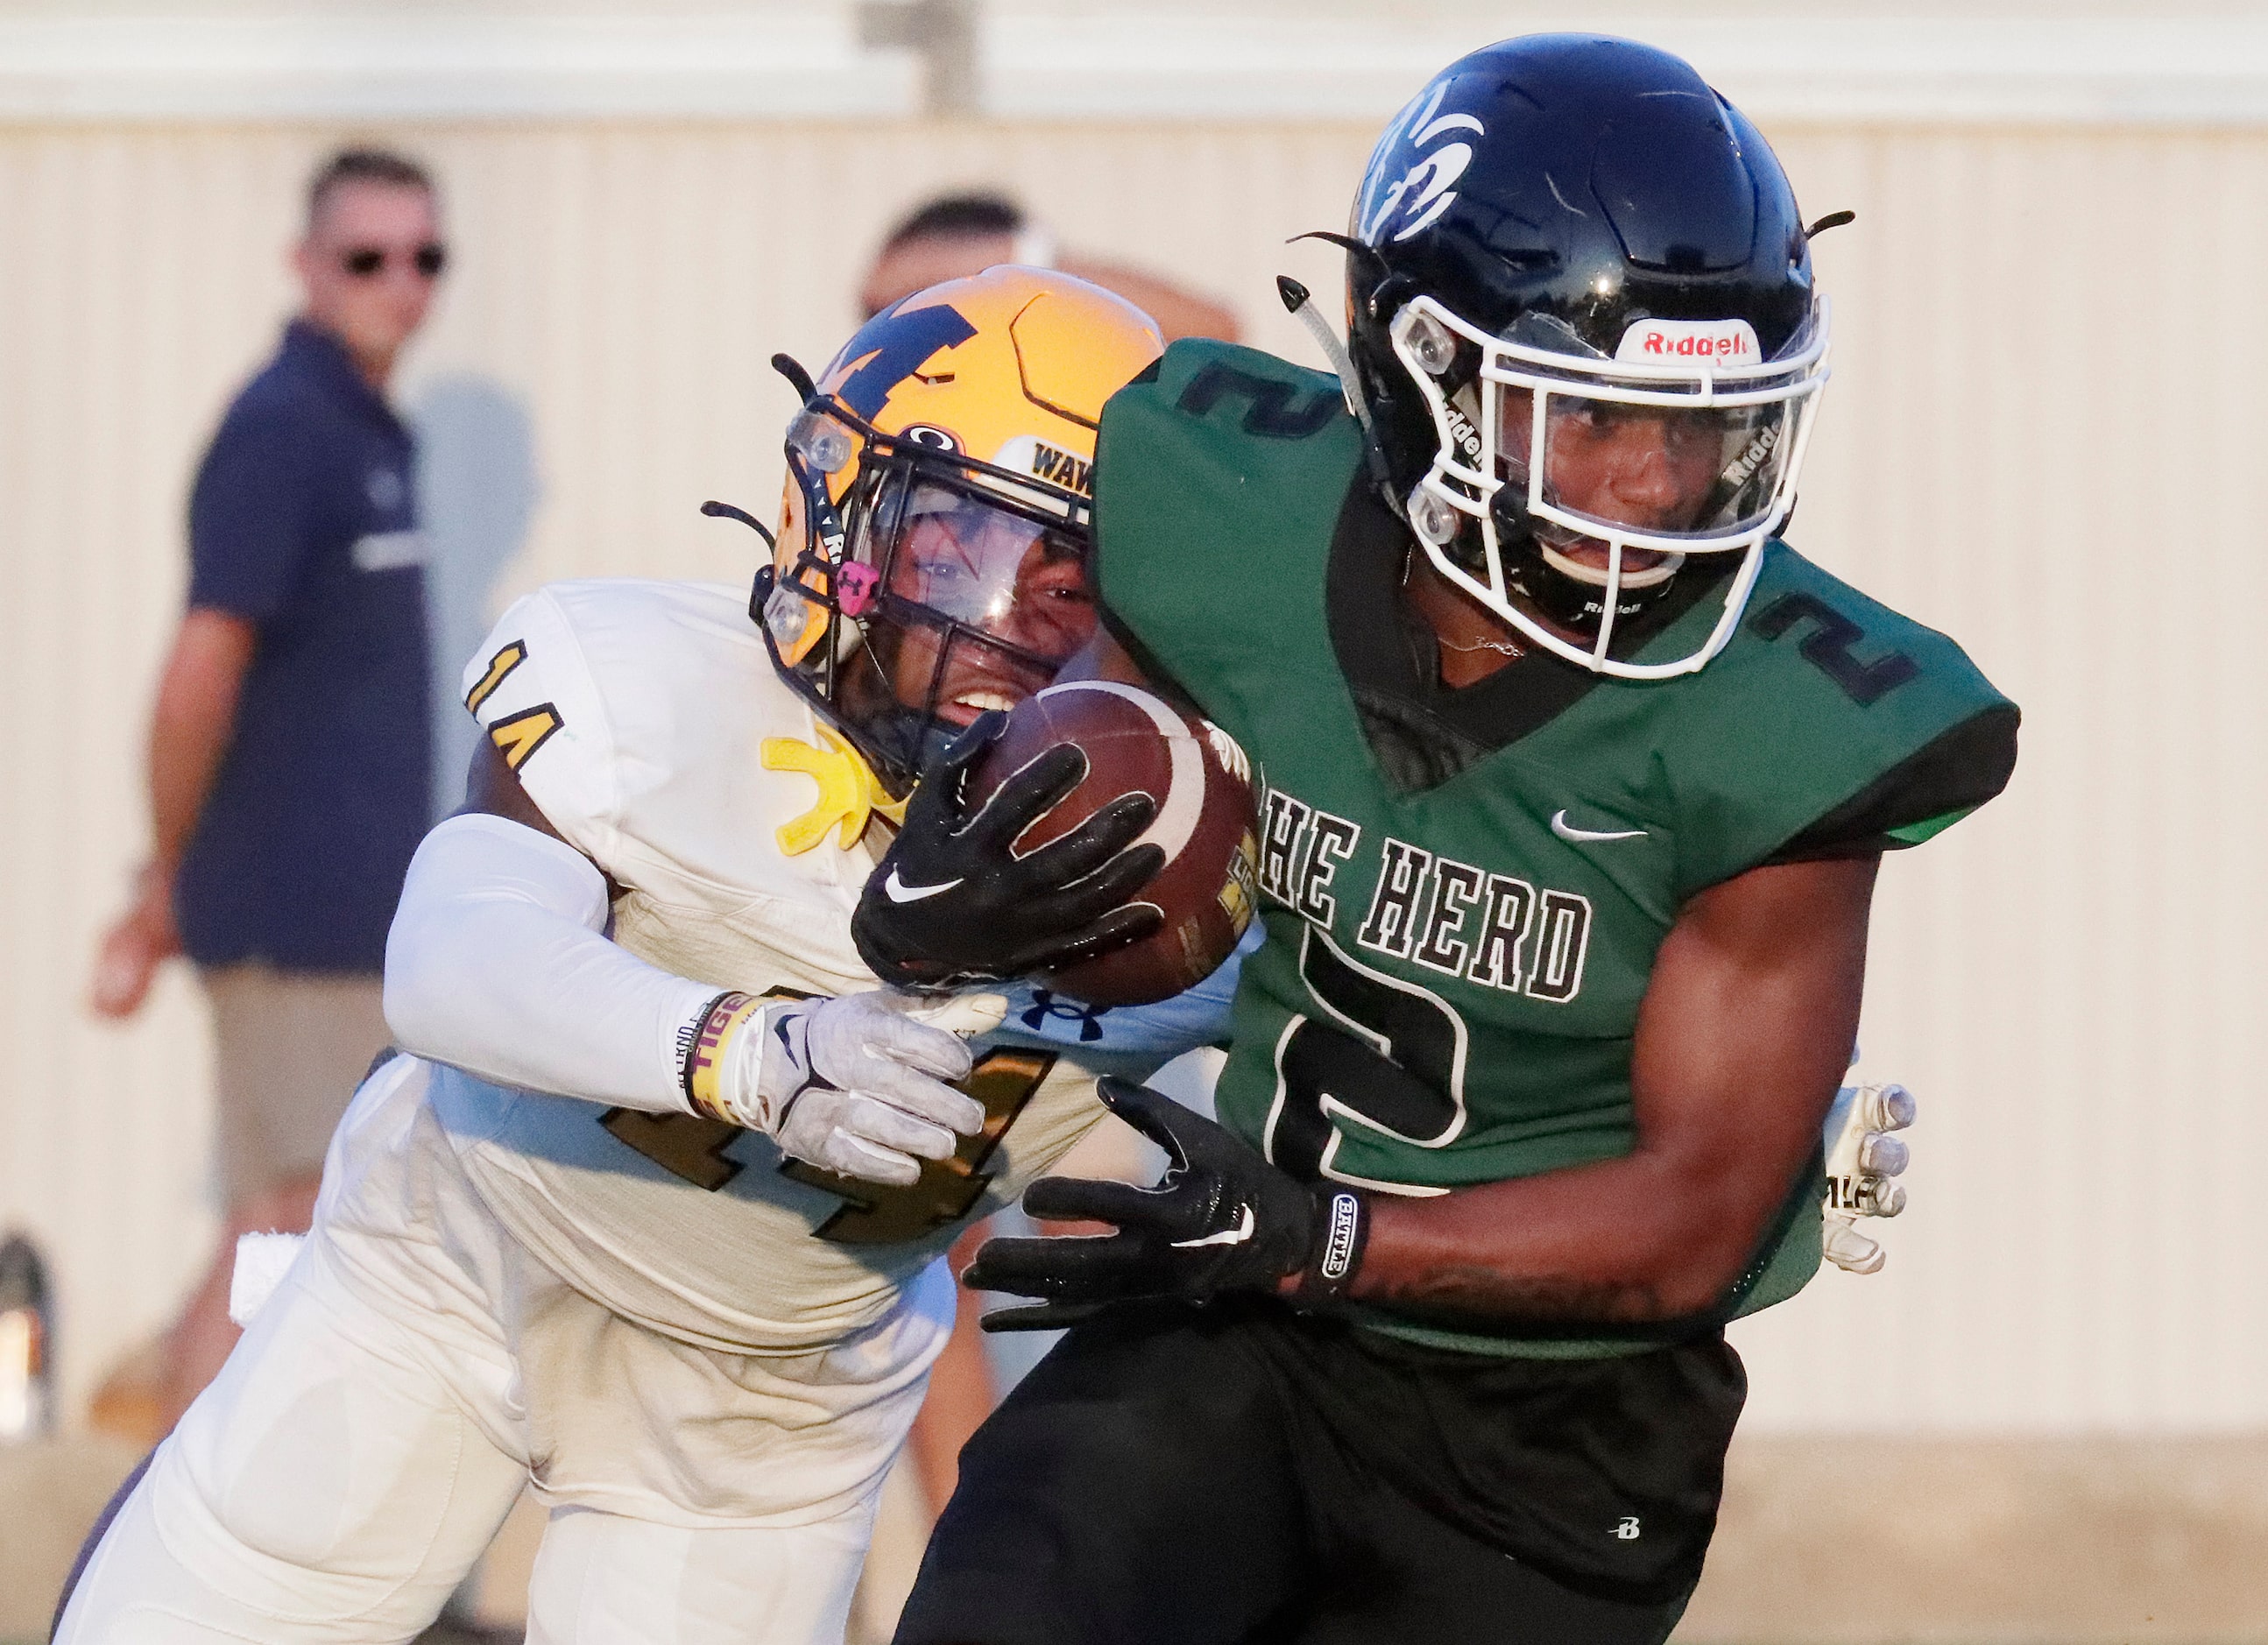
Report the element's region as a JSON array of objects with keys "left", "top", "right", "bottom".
[{"left": 761, "top": 724, "right": 908, "bottom": 855}]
